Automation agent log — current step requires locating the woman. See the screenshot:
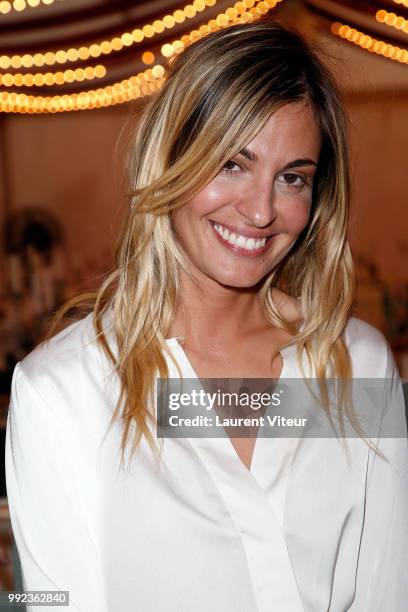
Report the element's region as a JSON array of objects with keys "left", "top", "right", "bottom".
[{"left": 5, "top": 19, "right": 408, "bottom": 612}]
